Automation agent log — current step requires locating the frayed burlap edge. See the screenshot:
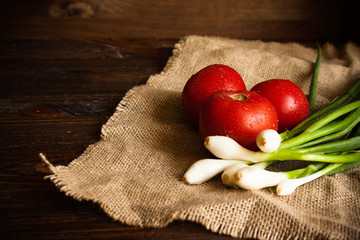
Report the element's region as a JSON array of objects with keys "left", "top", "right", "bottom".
[
  {"left": 39, "top": 36, "right": 360, "bottom": 240},
  {"left": 40, "top": 149, "right": 352, "bottom": 240},
  {"left": 39, "top": 85, "right": 151, "bottom": 228}
]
